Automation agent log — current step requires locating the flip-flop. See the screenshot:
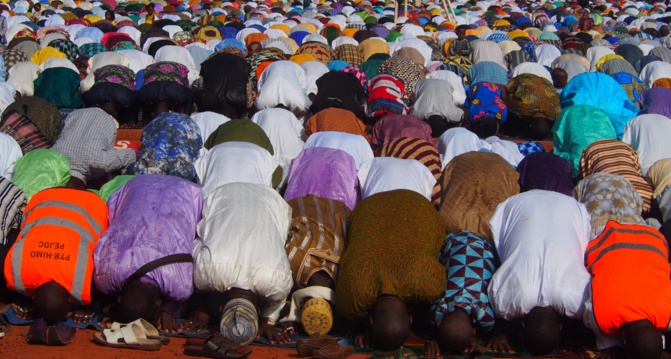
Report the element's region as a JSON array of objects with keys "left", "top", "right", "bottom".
[
  {"left": 26, "top": 318, "right": 47, "bottom": 345},
  {"left": 184, "top": 333, "right": 252, "bottom": 359},
  {"left": 46, "top": 323, "right": 76, "bottom": 346},
  {"left": 93, "top": 322, "right": 162, "bottom": 350},
  {"left": 111, "top": 319, "right": 171, "bottom": 344}
]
